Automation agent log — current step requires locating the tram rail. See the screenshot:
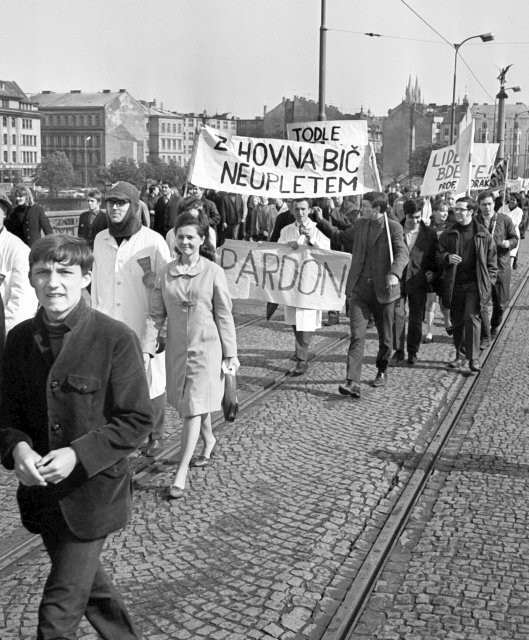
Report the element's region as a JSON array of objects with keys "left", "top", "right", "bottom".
[{"left": 324, "top": 262, "right": 529, "bottom": 640}]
